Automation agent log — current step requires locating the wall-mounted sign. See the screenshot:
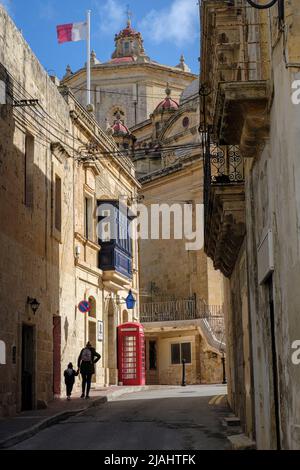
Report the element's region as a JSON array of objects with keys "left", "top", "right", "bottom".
[
  {"left": 0, "top": 340, "right": 6, "bottom": 365},
  {"left": 78, "top": 300, "right": 91, "bottom": 313},
  {"left": 98, "top": 320, "right": 104, "bottom": 342}
]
